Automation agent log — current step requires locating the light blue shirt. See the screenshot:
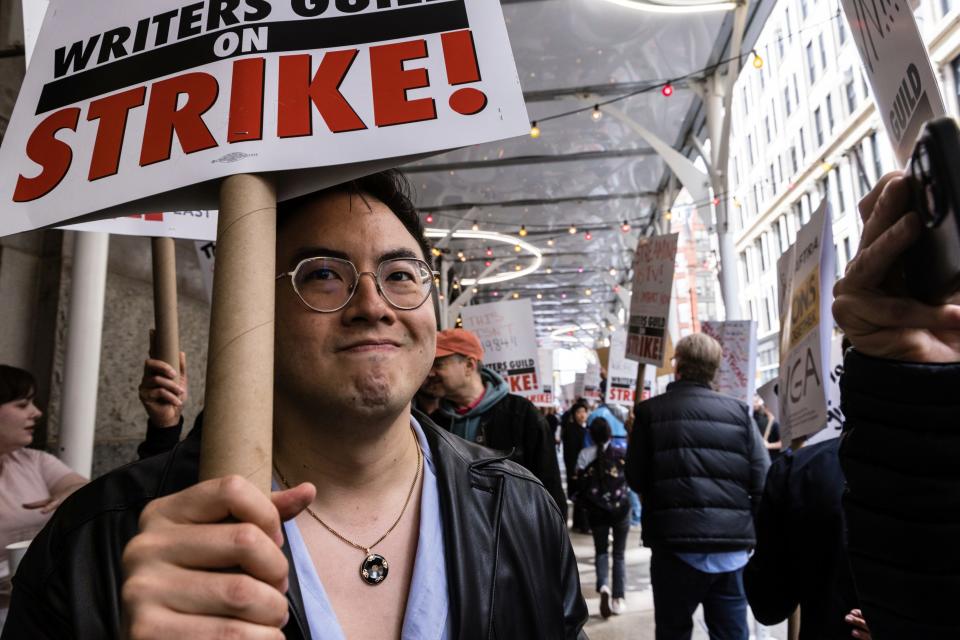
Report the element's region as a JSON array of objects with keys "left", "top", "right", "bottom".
[
  {"left": 282, "top": 417, "right": 449, "bottom": 639},
  {"left": 675, "top": 550, "right": 749, "bottom": 574}
]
